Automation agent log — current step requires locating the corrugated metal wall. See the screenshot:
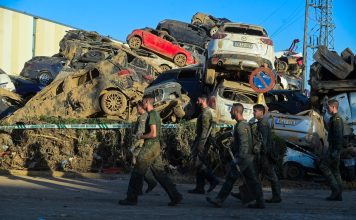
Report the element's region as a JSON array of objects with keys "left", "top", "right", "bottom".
[{"left": 0, "top": 7, "right": 73, "bottom": 75}]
